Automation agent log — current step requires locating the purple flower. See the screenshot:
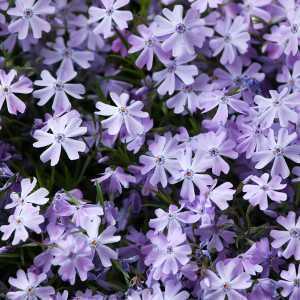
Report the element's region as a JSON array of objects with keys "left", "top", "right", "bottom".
[
  {"left": 5, "top": 177, "right": 49, "bottom": 210},
  {"left": 86, "top": 218, "right": 120, "bottom": 267},
  {"left": 153, "top": 280, "right": 189, "bottom": 300},
  {"left": 240, "top": 0, "right": 272, "bottom": 23},
  {"left": 93, "top": 166, "right": 136, "bottom": 194},
  {"left": 194, "top": 130, "right": 238, "bottom": 175},
  {"left": 33, "top": 70, "right": 85, "bottom": 114},
  {"left": 7, "top": 269, "right": 54, "bottom": 300},
  {"left": 254, "top": 88, "right": 300, "bottom": 128},
  {"left": 149, "top": 204, "right": 200, "bottom": 233},
  {"left": 0, "top": 204, "right": 44, "bottom": 245},
  {"left": 252, "top": 128, "right": 300, "bottom": 179},
  {"left": 202, "top": 260, "right": 252, "bottom": 300},
  {"left": 128, "top": 24, "right": 168, "bottom": 71},
  {"left": 33, "top": 113, "right": 87, "bottom": 166},
  {"left": 96, "top": 92, "right": 149, "bottom": 136},
  {"left": 139, "top": 135, "right": 180, "bottom": 188},
  {"left": 270, "top": 211, "right": 300, "bottom": 260},
  {"left": 144, "top": 230, "right": 191, "bottom": 280},
  {"left": 154, "top": 5, "right": 213, "bottom": 57},
  {"left": 0, "top": 69, "right": 32, "bottom": 115},
  {"left": 89, "top": 0, "right": 133, "bottom": 39},
  {"left": 52, "top": 234, "right": 94, "bottom": 285},
  {"left": 277, "top": 60, "right": 300, "bottom": 92},
  {"left": 243, "top": 173, "right": 287, "bottom": 210},
  {"left": 199, "top": 90, "right": 249, "bottom": 124},
  {"left": 153, "top": 55, "right": 198, "bottom": 95},
  {"left": 7, "top": 0, "right": 55, "bottom": 40},
  {"left": 278, "top": 263, "right": 300, "bottom": 300},
  {"left": 210, "top": 16, "right": 250, "bottom": 65},
  {"left": 169, "top": 148, "right": 213, "bottom": 202}
]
